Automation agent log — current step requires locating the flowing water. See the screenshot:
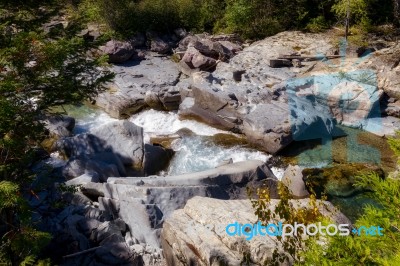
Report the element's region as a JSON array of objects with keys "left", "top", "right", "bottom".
[{"left": 58, "top": 105, "right": 282, "bottom": 177}]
